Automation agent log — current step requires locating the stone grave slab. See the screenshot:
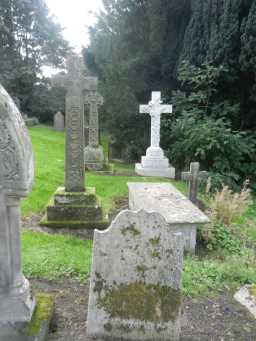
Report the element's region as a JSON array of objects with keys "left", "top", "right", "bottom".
[
  {"left": 128, "top": 182, "right": 209, "bottom": 252},
  {"left": 87, "top": 209, "right": 184, "bottom": 340},
  {"left": 135, "top": 92, "right": 175, "bottom": 178},
  {"left": 0, "top": 84, "right": 53, "bottom": 341},
  {"left": 234, "top": 285, "right": 256, "bottom": 319}
]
